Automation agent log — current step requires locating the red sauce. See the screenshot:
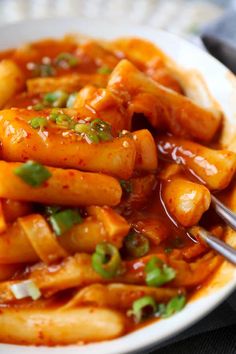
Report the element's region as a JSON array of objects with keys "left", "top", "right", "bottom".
[{"left": 0, "top": 35, "right": 231, "bottom": 346}]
